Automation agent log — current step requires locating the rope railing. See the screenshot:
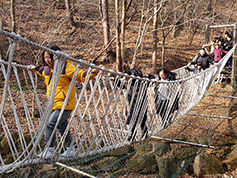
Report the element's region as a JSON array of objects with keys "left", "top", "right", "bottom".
[{"left": 0, "top": 29, "right": 236, "bottom": 174}]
